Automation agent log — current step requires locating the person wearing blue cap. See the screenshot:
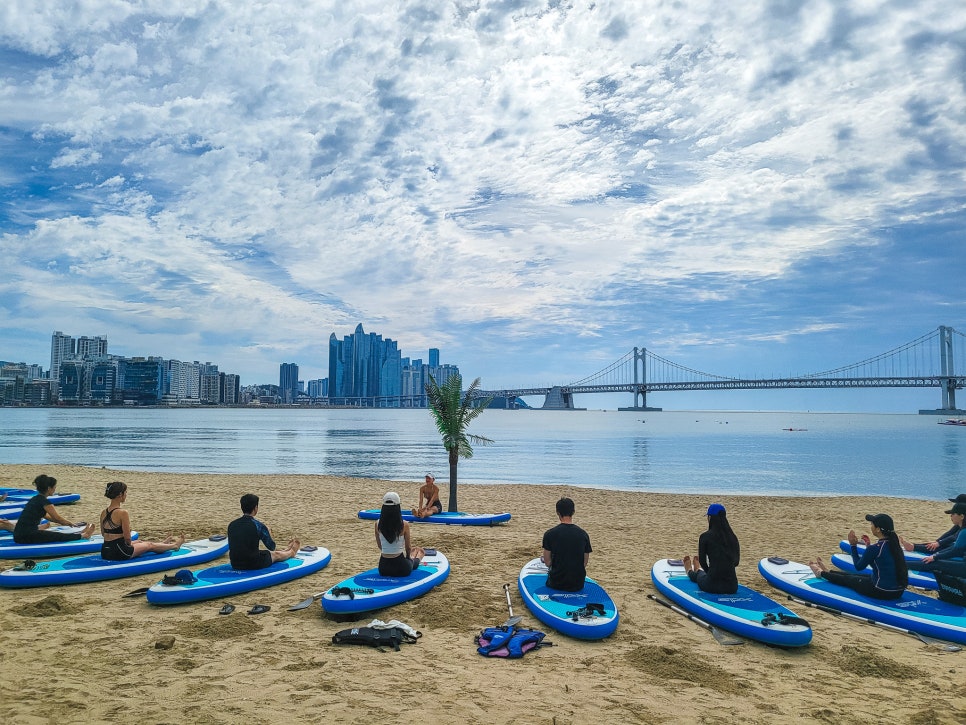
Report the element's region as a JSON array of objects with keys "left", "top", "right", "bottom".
[
  {"left": 808, "top": 513, "right": 908, "bottom": 599},
  {"left": 682, "top": 503, "right": 740, "bottom": 594}
]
